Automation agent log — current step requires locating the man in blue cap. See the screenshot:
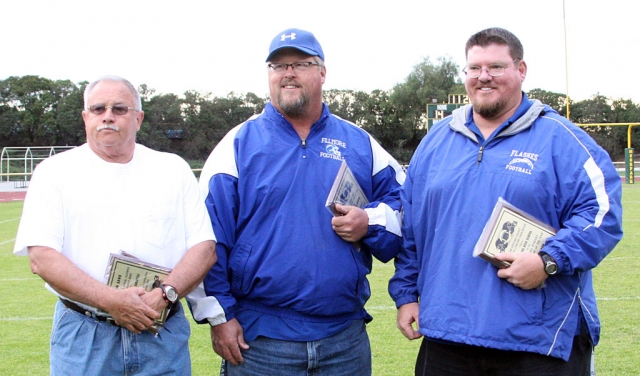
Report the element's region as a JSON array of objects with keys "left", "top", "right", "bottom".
[{"left": 199, "top": 28, "right": 405, "bottom": 375}]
